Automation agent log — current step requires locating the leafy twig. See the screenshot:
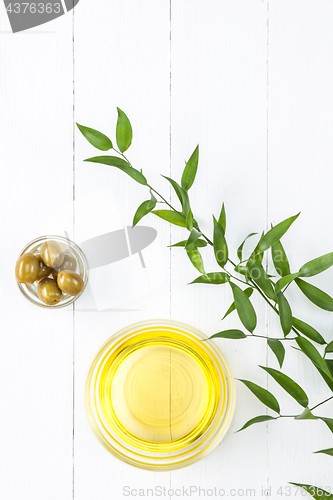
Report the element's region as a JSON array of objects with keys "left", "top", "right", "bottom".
[{"left": 77, "top": 109, "right": 333, "bottom": 492}]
